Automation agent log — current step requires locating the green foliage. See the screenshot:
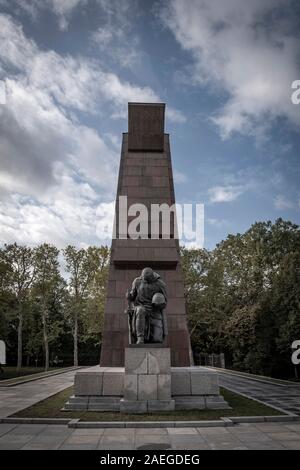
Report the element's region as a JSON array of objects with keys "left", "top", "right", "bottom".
[
  {"left": 181, "top": 218, "right": 300, "bottom": 378},
  {"left": 63, "top": 245, "right": 110, "bottom": 365},
  {"left": 0, "top": 243, "right": 110, "bottom": 368}
]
